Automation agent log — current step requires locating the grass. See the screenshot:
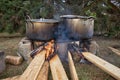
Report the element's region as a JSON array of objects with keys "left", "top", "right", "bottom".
[
  {"left": 0, "top": 34, "right": 120, "bottom": 80},
  {"left": 0, "top": 36, "right": 28, "bottom": 79},
  {"left": 75, "top": 64, "right": 114, "bottom": 80},
  {"left": 0, "top": 62, "right": 28, "bottom": 79}
]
